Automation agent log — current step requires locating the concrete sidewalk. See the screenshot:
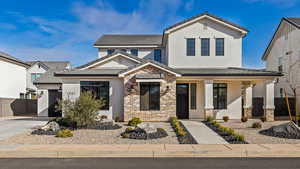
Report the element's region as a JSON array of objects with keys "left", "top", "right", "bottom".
[
  {"left": 181, "top": 121, "right": 228, "bottom": 144},
  {"left": 0, "top": 144, "right": 300, "bottom": 158}
]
